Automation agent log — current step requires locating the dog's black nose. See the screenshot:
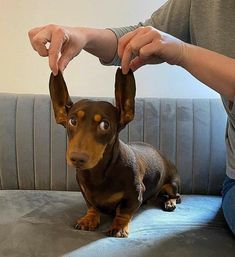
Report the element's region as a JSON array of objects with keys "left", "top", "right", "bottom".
[{"left": 70, "top": 152, "right": 89, "bottom": 166}]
